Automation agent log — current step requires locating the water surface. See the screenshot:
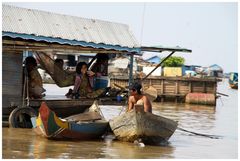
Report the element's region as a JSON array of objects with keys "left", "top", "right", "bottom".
[{"left": 2, "top": 79, "right": 238, "bottom": 159}]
